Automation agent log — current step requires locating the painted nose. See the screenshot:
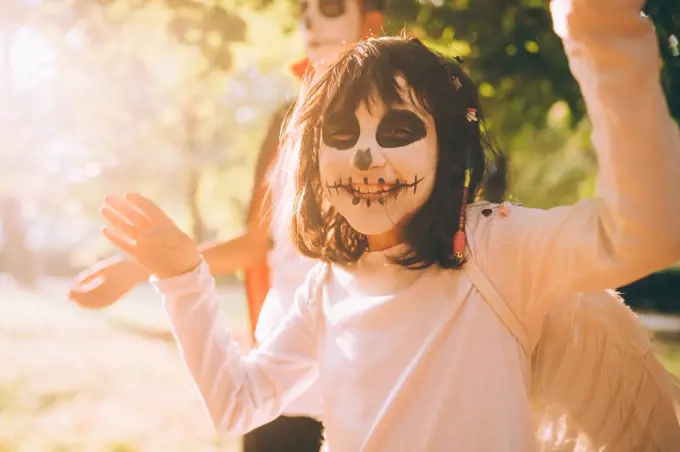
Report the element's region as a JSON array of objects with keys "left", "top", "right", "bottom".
[{"left": 351, "top": 148, "right": 384, "bottom": 171}]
